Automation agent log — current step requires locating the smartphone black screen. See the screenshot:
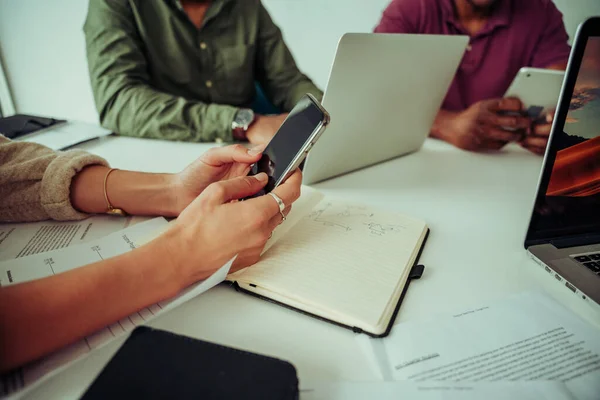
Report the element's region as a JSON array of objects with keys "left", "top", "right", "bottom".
[{"left": 247, "top": 95, "right": 326, "bottom": 197}]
